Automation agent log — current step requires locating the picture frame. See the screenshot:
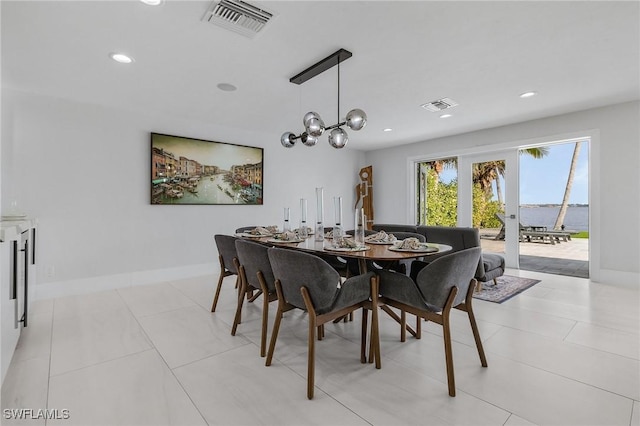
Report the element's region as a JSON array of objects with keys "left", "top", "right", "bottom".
[{"left": 151, "top": 133, "right": 263, "bottom": 205}]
